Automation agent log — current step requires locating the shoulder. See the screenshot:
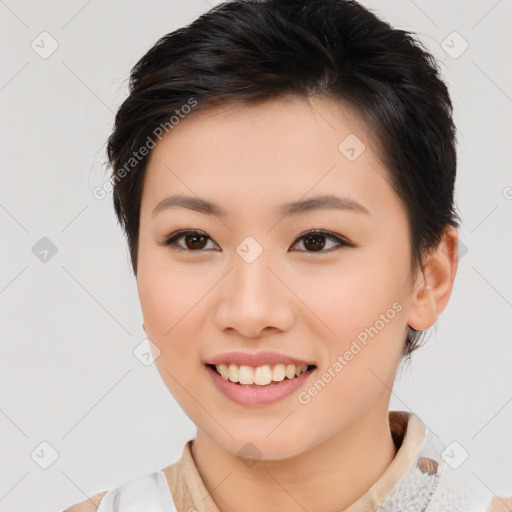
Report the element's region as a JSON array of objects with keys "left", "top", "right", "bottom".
[
  {"left": 62, "top": 470, "right": 176, "bottom": 512},
  {"left": 61, "top": 490, "right": 108, "bottom": 512},
  {"left": 486, "top": 496, "right": 512, "bottom": 512},
  {"left": 60, "top": 444, "right": 190, "bottom": 512}
]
